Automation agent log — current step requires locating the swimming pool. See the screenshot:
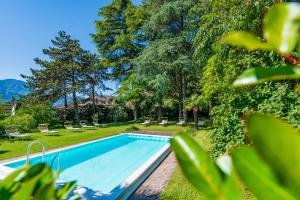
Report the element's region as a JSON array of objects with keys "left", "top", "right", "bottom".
[{"left": 0, "top": 133, "right": 171, "bottom": 199}]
